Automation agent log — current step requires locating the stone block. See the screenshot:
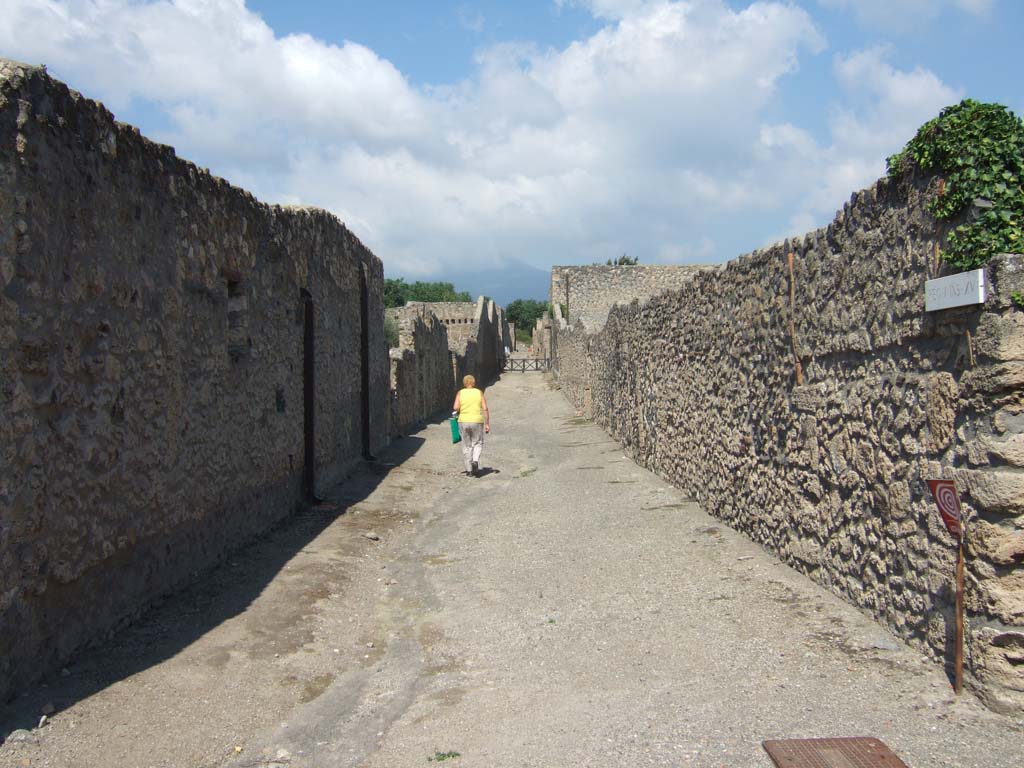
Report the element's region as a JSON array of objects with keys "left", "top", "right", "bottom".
[
  {"left": 973, "top": 311, "right": 1024, "bottom": 362},
  {"left": 980, "top": 433, "right": 1024, "bottom": 467},
  {"left": 971, "top": 521, "right": 1024, "bottom": 566},
  {"left": 958, "top": 469, "right": 1024, "bottom": 516},
  {"left": 962, "top": 361, "right": 1024, "bottom": 396},
  {"left": 973, "top": 570, "right": 1024, "bottom": 624},
  {"left": 923, "top": 373, "right": 957, "bottom": 452},
  {"left": 972, "top": 627, "right": 1024, "bottom": 715}
]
